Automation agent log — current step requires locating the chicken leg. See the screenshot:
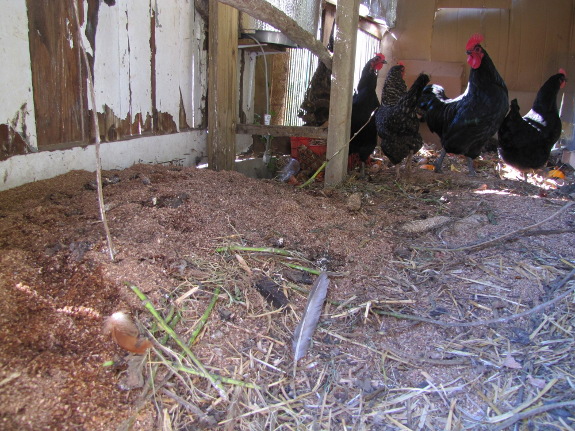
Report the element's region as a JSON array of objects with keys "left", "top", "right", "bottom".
[
  {"left": 466, "top": 157, "right": 477, "bottom": 176},
  {"left": 405, "top": 151, "right": 414, "bottom": 177},
  {"left": 434, "top": 149, "right": 447, "bottom": 173}
]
